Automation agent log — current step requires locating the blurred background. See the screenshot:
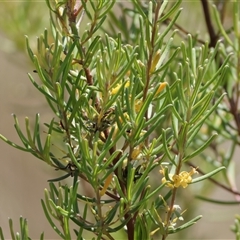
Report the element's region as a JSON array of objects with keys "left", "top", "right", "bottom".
[{"left": 0, "top": 1, "right": 239, "bottom": 239}]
